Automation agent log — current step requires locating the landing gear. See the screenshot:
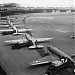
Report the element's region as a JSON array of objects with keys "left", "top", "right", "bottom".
[
  {"left": 11, "top": 43, "right": 20, "bottom": 49},
  {"left": 2, "top": 32, "right": 6, "bottom": 36}
]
